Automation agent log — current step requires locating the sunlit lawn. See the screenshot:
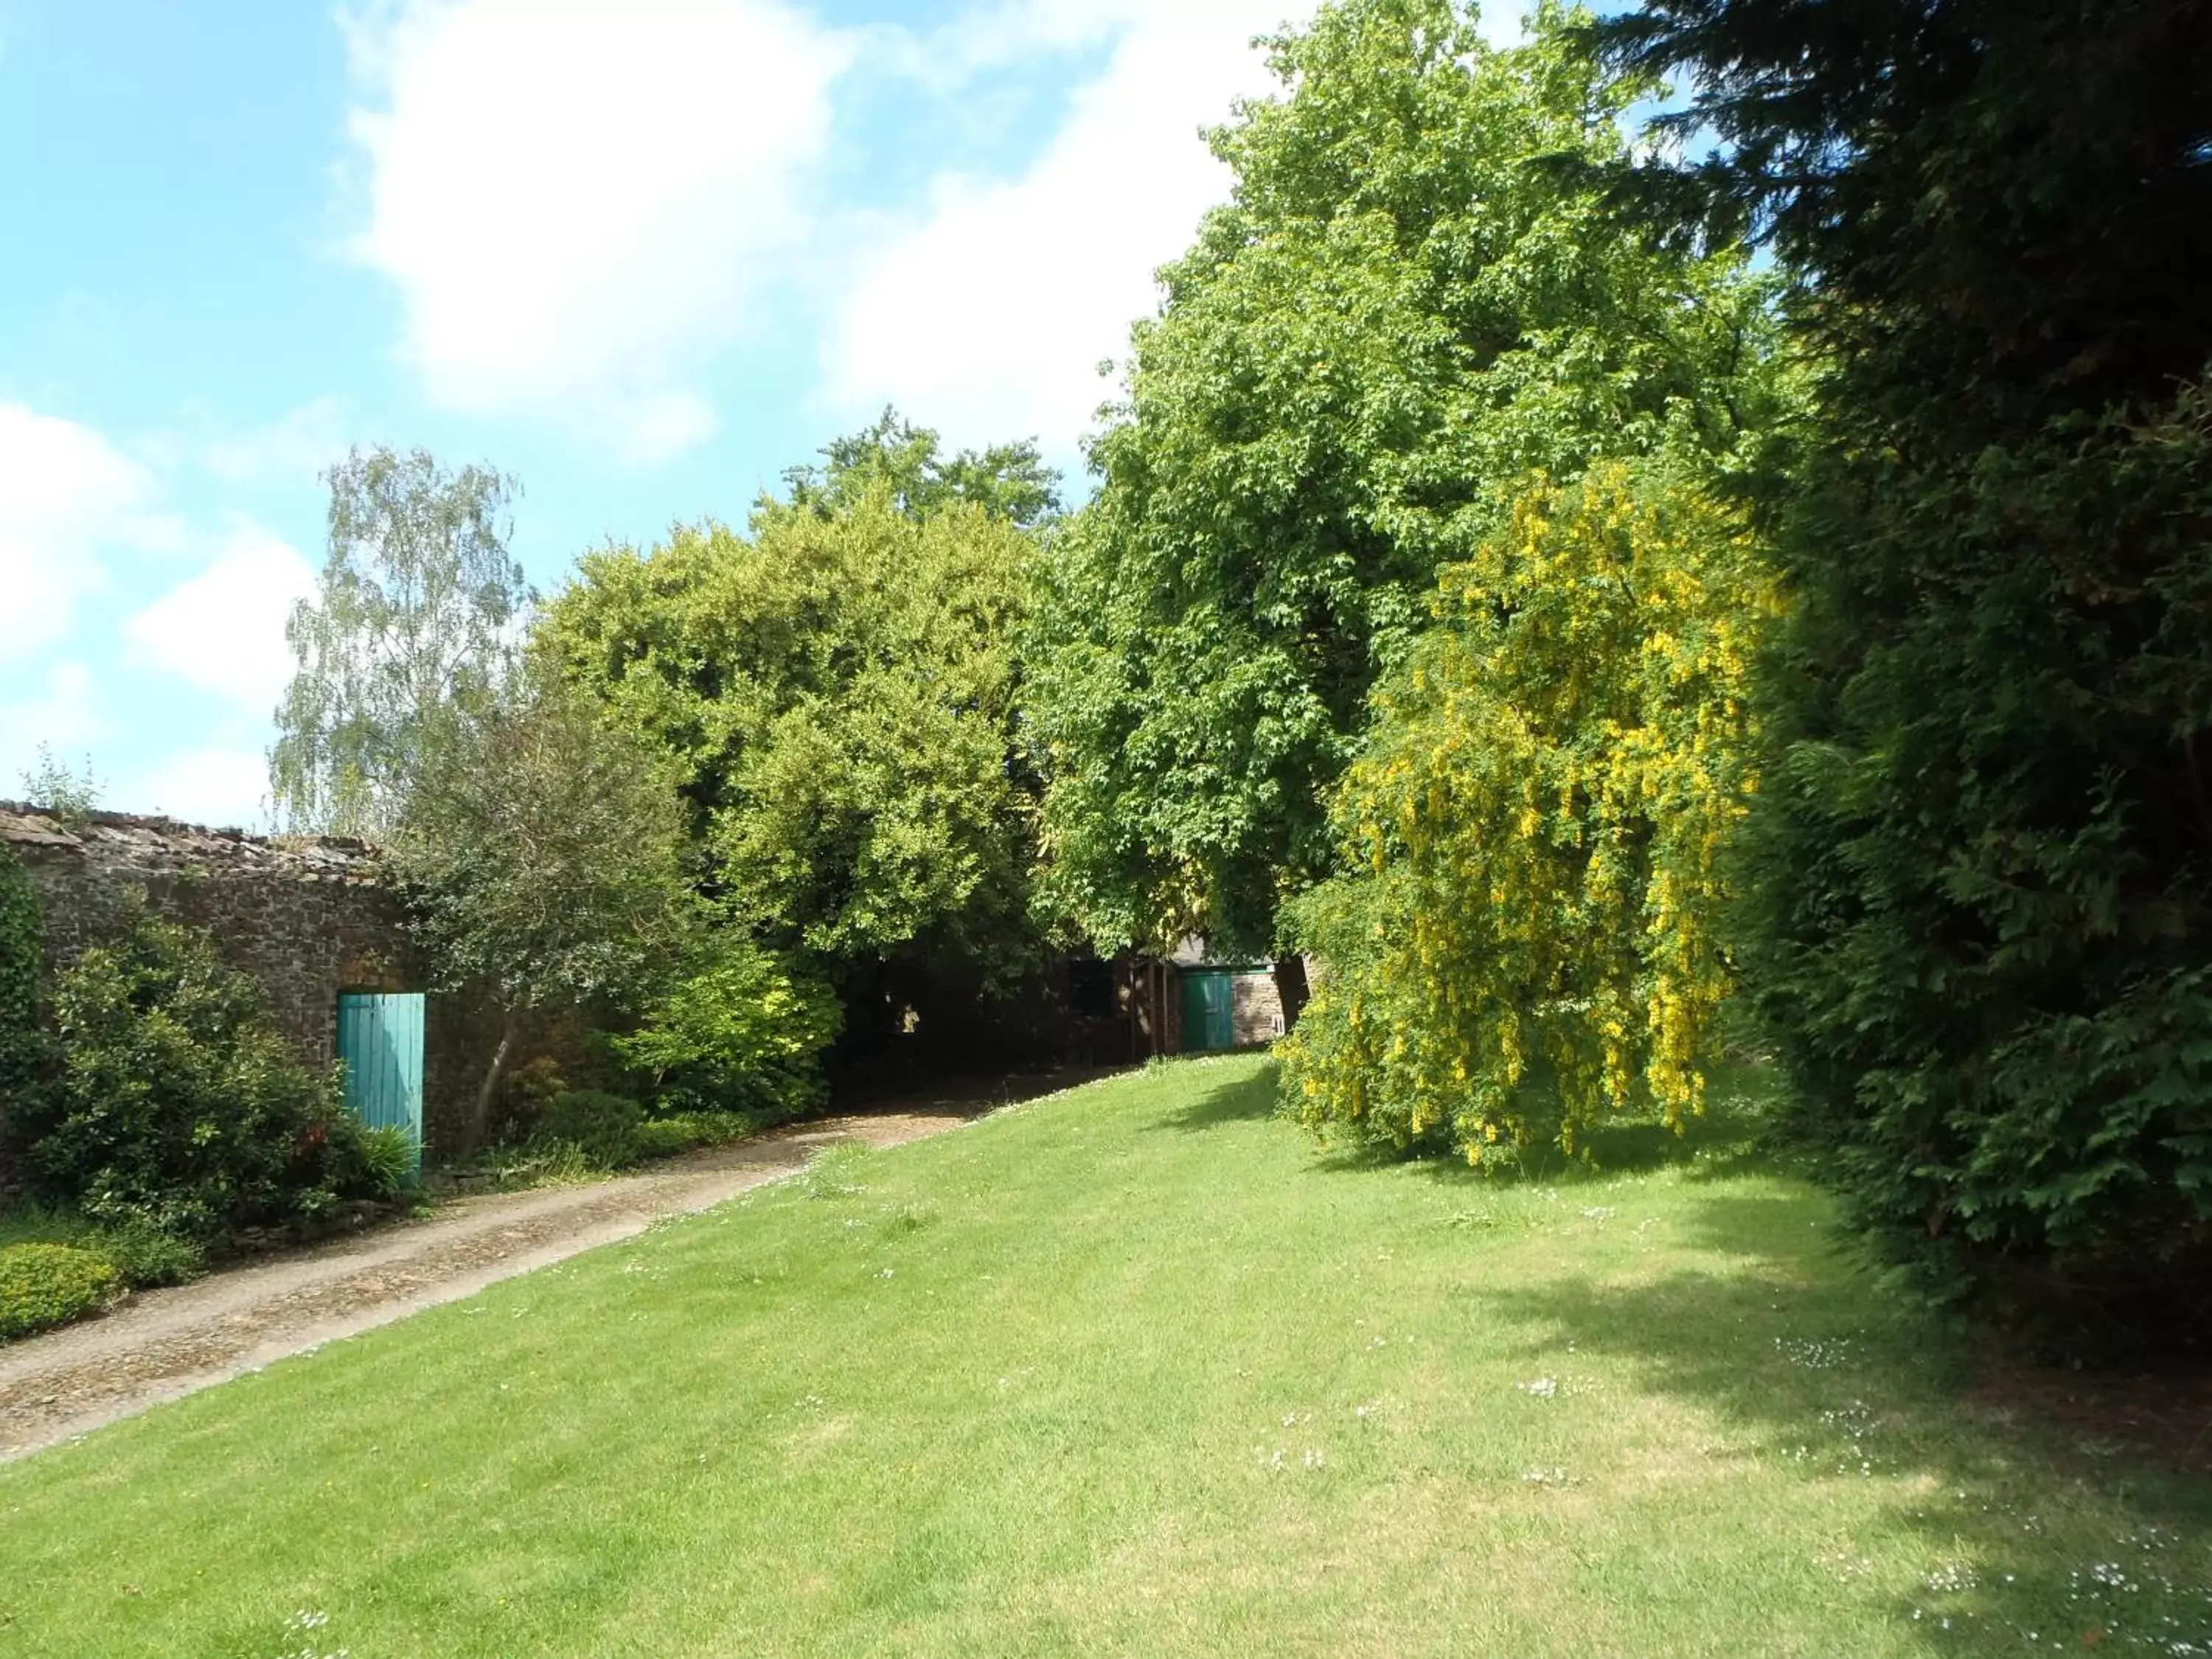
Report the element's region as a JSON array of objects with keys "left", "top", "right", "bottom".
[{"left": 2, "top": 1054, "right": 2207, "bottom": 1656}]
